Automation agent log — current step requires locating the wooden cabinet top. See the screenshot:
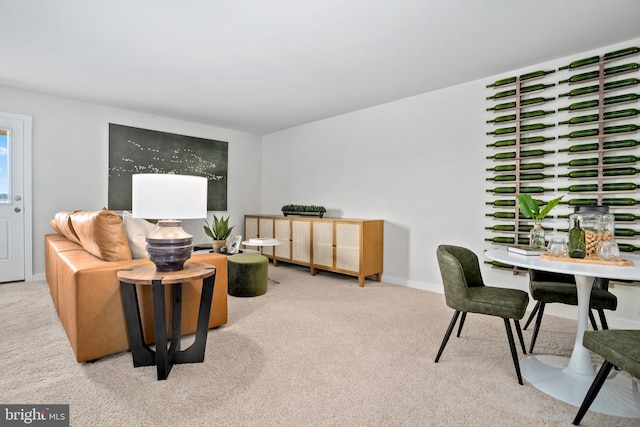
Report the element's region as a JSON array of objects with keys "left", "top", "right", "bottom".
[{"left": 245, "top": 215, "right": 383, "bottom": 223}]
